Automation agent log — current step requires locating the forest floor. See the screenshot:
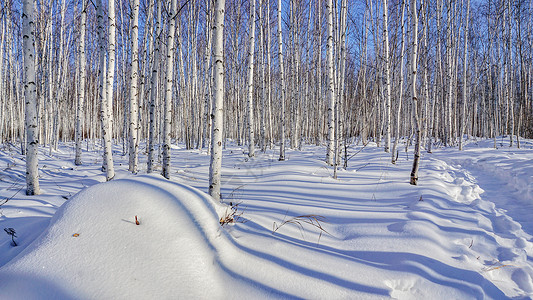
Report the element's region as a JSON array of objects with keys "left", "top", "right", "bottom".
[{"left": 0, "top": 137, "right": 532, "bottom": 299}]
